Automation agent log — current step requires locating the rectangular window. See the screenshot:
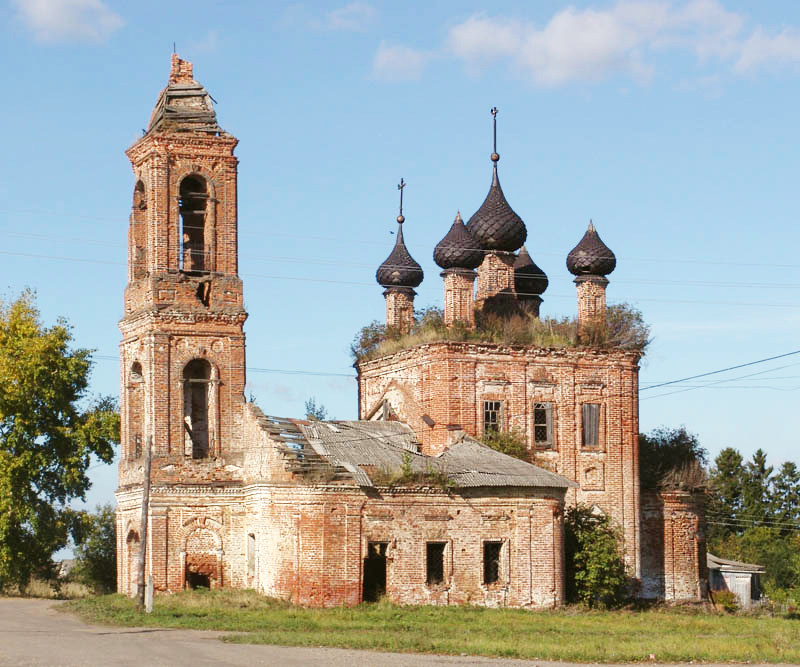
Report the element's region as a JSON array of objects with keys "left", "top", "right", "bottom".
[
  {"left": 582, "top": 403, "right": 601, "bottom": 448},
  {"left": 483, "top": 400, "right": 503, "bottom": 434},
  {"left": 533, "top": 402, "right": 553, "bottom": 448},
  {"left": 483, "top": 541, "right": 502, "bottom": 584},
  {"left": 426, "top": 542, "right": 446, "bottom": 586},
  {"left": 247, "top": 533, "right": 256, "bottom": 577}
]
